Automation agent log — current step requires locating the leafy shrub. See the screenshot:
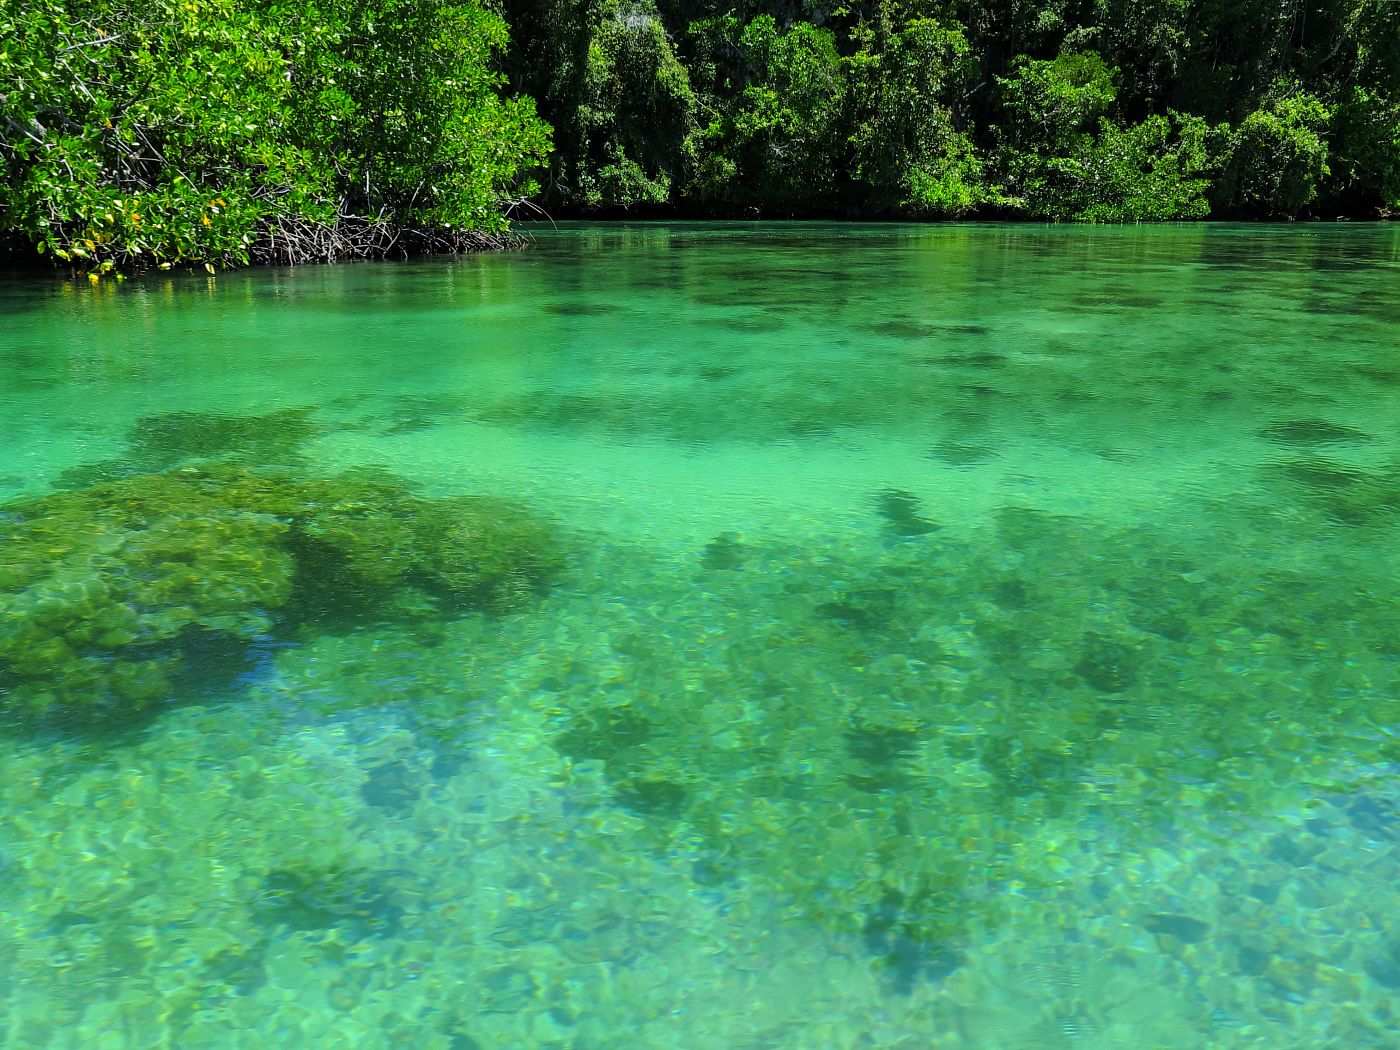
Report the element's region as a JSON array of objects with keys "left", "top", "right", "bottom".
[
  {"left": 1327, "top": 86, "right": 1400, "bottom": 215},
  {"left": 1213, "top": 89, "right": 1333, "bottom": 217},
  {"left": 682, "top": 15, "right": 845, "bottom": 208},
  {"left": 848, "top": 18, "right": 987, "bottom": 216},
  {"left": 1062, "top": 113, "right": 1216, "bottom": 221},
  {"left": 995, "top": 51, "right": 1218, "bottom": 220},
  {"left": 0, "top": 0, "right": 550, "bottom": 272},
  {"left": 996, "top": 51, "right": 1119, "bottom": 156},
  {"left": 570, "top": 0, "right": 695, "bottom": 208}
]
